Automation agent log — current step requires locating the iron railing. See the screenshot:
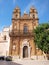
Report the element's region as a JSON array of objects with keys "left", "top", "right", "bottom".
[{"left": 9, "top": 30, "right": 34, "bottom": 37}]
